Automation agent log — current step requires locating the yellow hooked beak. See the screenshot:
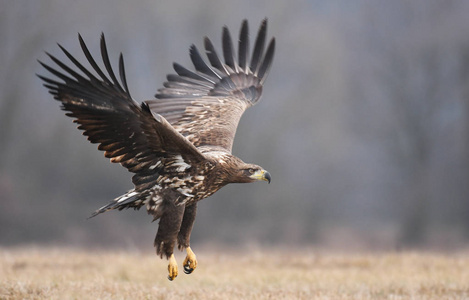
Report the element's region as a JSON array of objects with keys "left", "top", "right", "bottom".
[{"left": 250, "top": 169, "right": 272, "bottom": 184}]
